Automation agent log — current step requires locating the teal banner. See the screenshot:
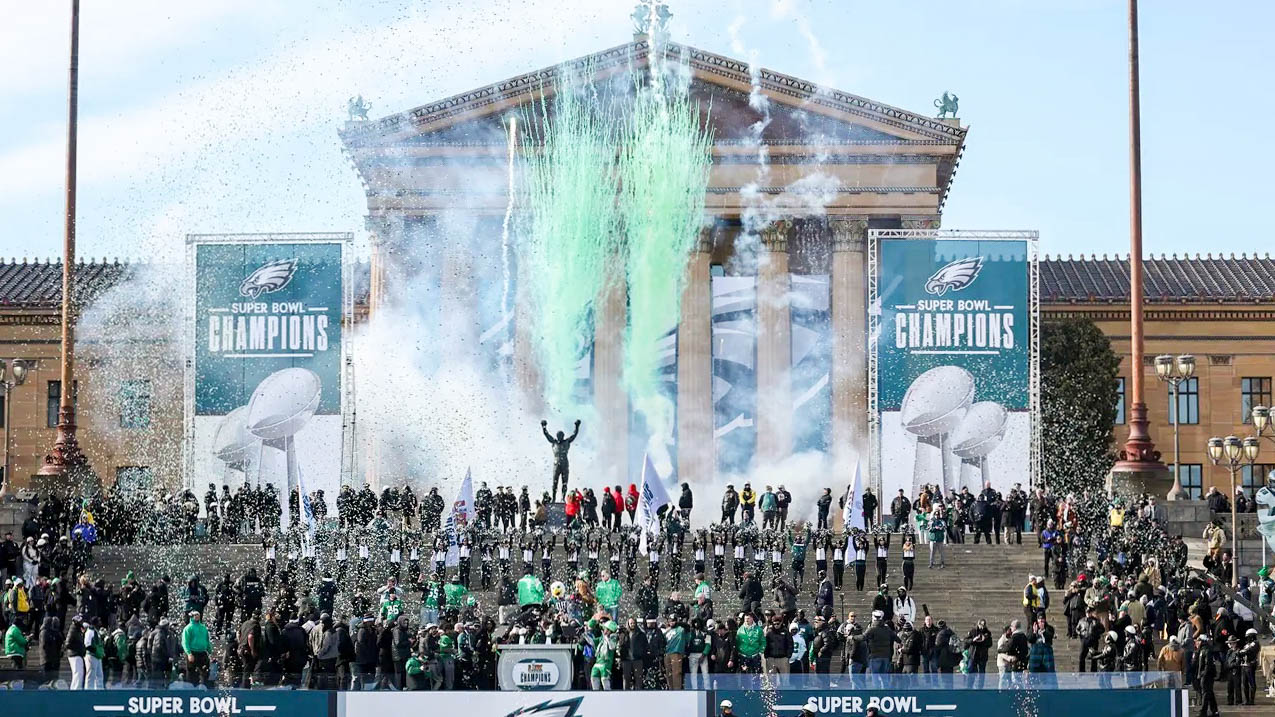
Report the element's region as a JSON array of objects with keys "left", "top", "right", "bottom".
[
  {"left": 877, "top": 239, "right": 1028, "bottom": 410},
  {"left": 194, "top": 241, "right": 343, "bottom": 416},
  {"left": 0, "top": 690, "right": 330, "bottom": 717},
  {"left": 714, "top": 688, "right": 1175, "bottom": 717}
]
